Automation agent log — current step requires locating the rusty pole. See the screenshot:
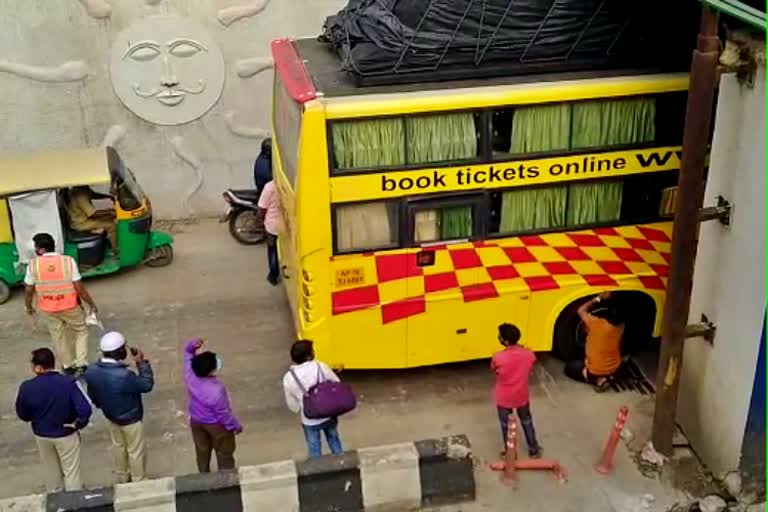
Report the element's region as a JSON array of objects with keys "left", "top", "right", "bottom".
[{"left": 651, "top": 6, "right": 720, "bottom": 456}]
